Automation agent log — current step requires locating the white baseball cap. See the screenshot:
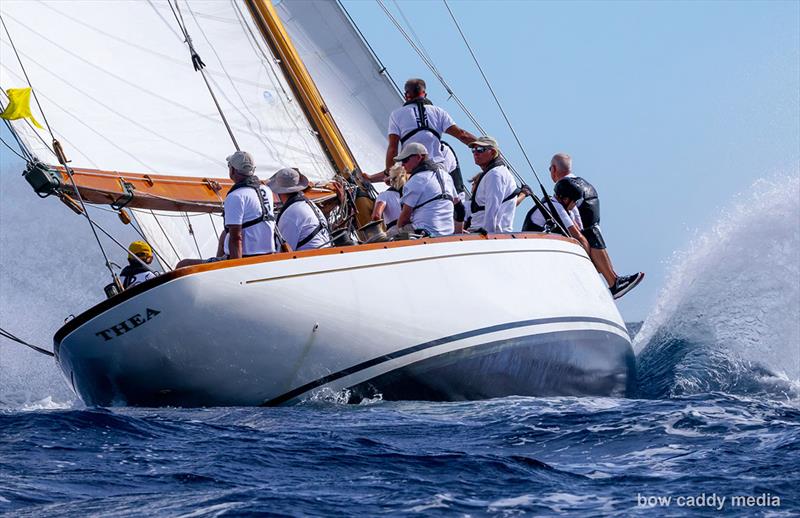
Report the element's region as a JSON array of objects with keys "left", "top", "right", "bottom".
[{"left": 393, "top": 142, "right": 428, "bottom": 162}]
